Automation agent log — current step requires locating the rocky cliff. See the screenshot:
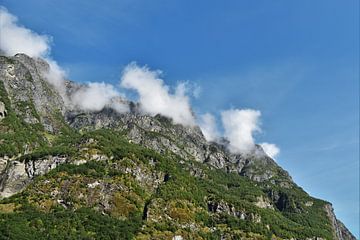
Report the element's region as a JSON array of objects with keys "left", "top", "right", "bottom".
[{"left": 0, "top": 54, "right": 356, "bottom": 240}]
